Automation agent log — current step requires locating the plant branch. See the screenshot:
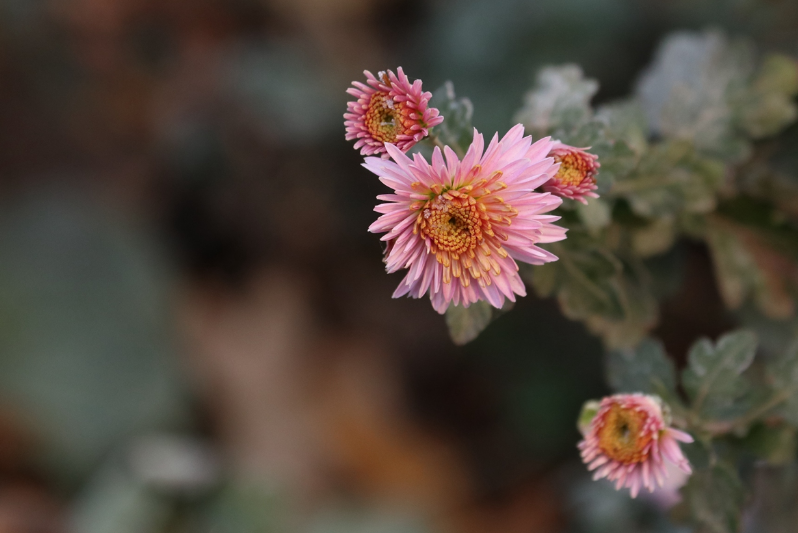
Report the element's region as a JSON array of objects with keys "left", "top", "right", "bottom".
[{"left": 697, "top": 389, "right": 793, "bottom": 437}]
